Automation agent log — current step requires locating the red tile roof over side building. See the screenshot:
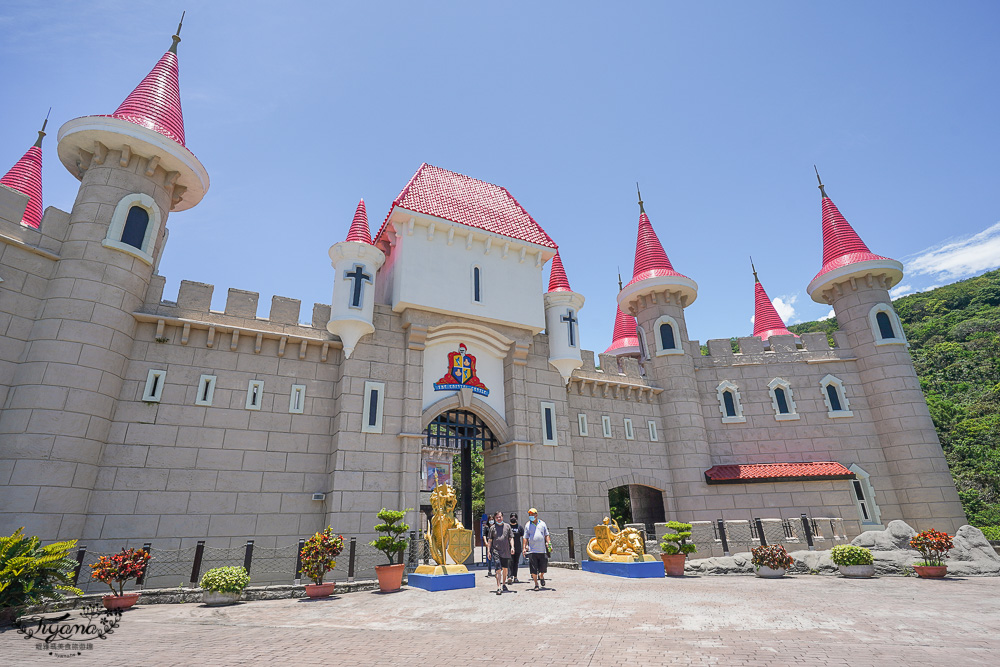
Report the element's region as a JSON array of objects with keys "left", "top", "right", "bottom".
[
  {"left": 705, "top": 462, "right": 855, "bottom": 484},
  {"left": 376, "top": 163, "right": 557, "bottom": 249}
]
